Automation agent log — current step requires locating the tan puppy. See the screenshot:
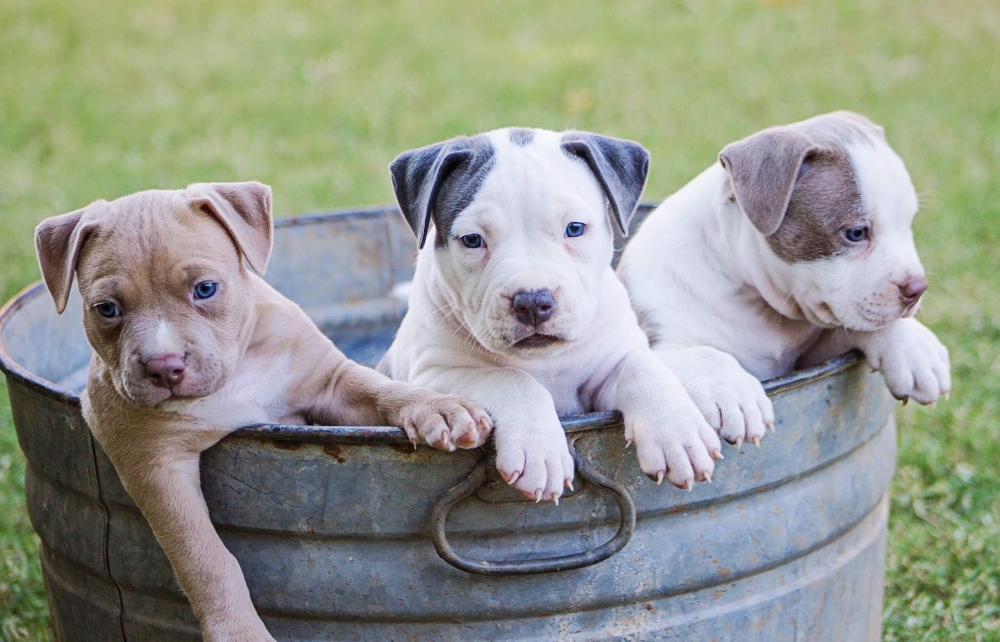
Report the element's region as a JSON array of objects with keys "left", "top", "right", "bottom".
[{"left": 34, "top": 183, "right": 492, "bottom": 642}]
